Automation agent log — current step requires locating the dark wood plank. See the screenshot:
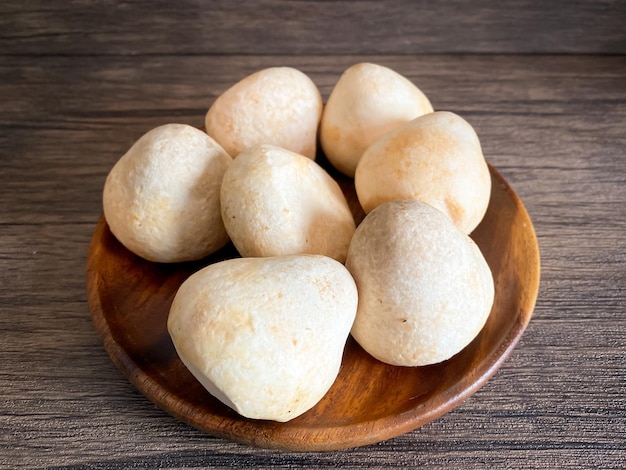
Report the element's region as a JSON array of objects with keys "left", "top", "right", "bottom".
[
  {"left": 2, "top": 54, "right": 625, "bottom": 224},
  {"left": 1, "top": 0, "right": 625, "bottom": 56},
  {"left": 1, "top": 54, "right": 625, "bottom": 467}
]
